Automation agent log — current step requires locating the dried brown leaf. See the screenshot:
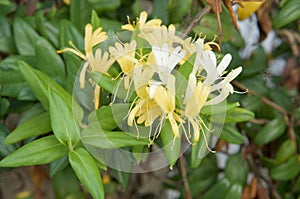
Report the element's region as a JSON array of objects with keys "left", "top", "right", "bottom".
[{"left": 257, "top": 0, "right": 272, "bottom": 41}]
